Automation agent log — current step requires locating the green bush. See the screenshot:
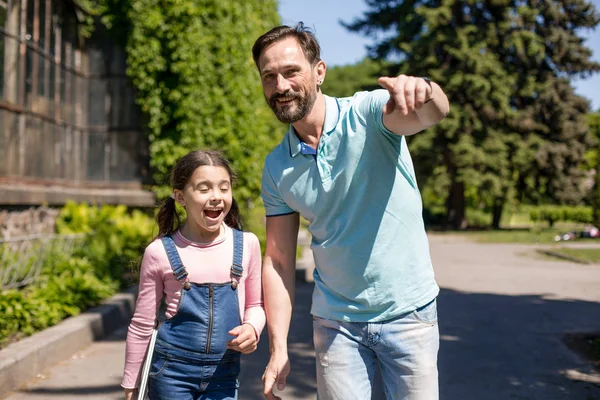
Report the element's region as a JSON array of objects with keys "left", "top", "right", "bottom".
[
  {"left": 465, "top": 209, "right": 491, "bottom": 228},
  {"left": 0, "top": 256, "right": 118, "bottom": 348},
  {"left": 57, "top": 201, "right": 155, "bottom": 285},
  {"left": 0, "top": 202, "right": 154, "bottom": 348},
  {"left": 529, "top": 205, "right": 593, "bottom": 227}
]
